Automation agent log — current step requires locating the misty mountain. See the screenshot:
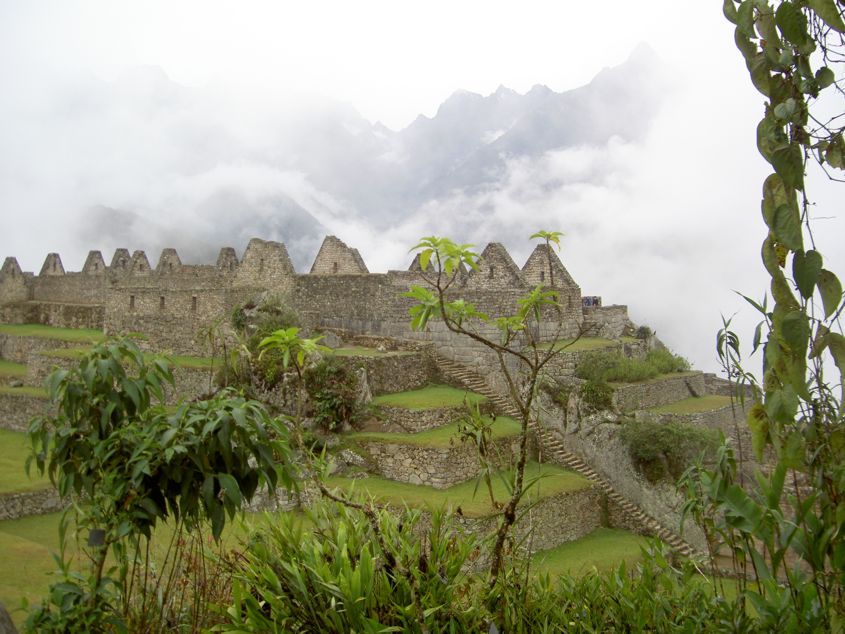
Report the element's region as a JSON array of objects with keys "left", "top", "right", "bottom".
[{"left": 56, "top": 45, "right": 669, "bottom": 270}]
